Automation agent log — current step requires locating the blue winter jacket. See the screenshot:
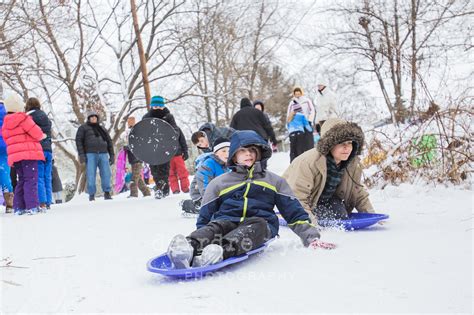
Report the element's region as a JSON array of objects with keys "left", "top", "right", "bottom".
[
  {"left": 287, "top": 112, "right": 312, "bottom": 134},
  {"left": 195, "top": 154, "right": 230, "bottom": 197},
  {"left": 0, "top": 103, "right": 7, "bottom": 154},
  {"left": 197, "top": 130, "right": 320, "bottom": 245}
]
